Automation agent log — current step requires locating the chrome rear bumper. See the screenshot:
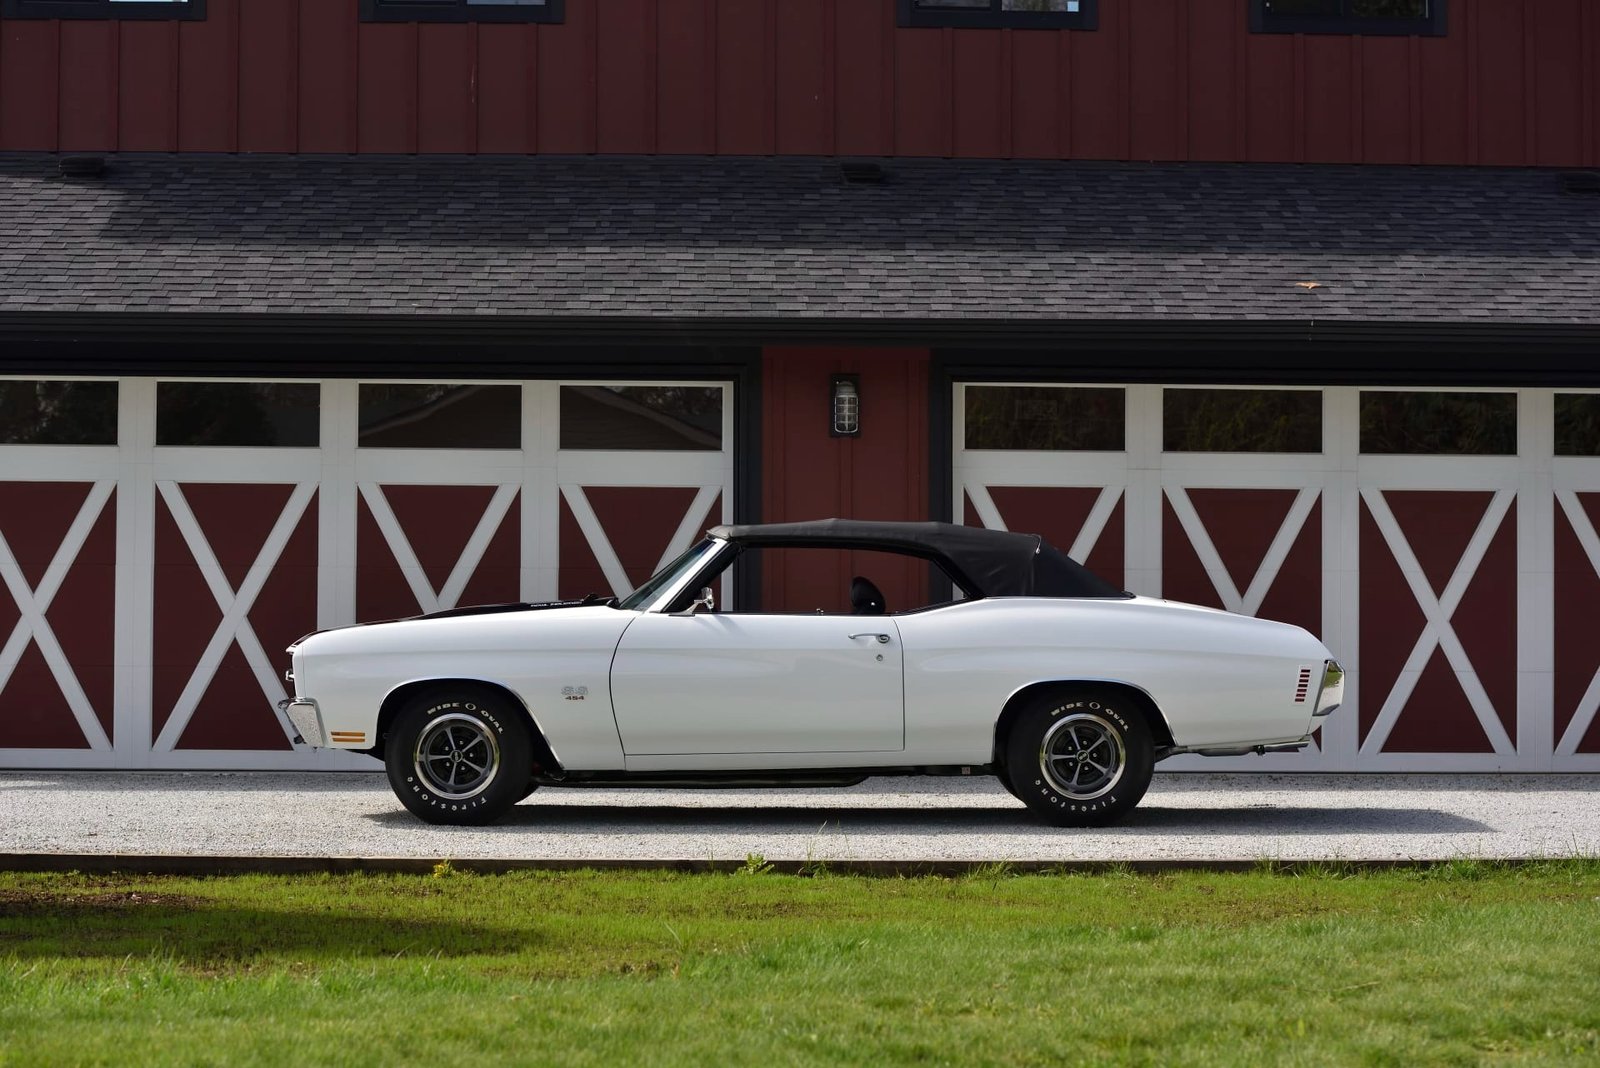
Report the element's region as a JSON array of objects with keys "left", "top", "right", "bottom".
[{"left": 1313, "top": 660, "right": 1346, "bottom": 717}]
